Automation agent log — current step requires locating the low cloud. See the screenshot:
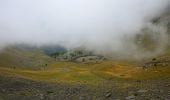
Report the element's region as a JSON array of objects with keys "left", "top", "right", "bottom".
[{"left": 0, "top": 0, "right": 170, "bottom": 59}]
